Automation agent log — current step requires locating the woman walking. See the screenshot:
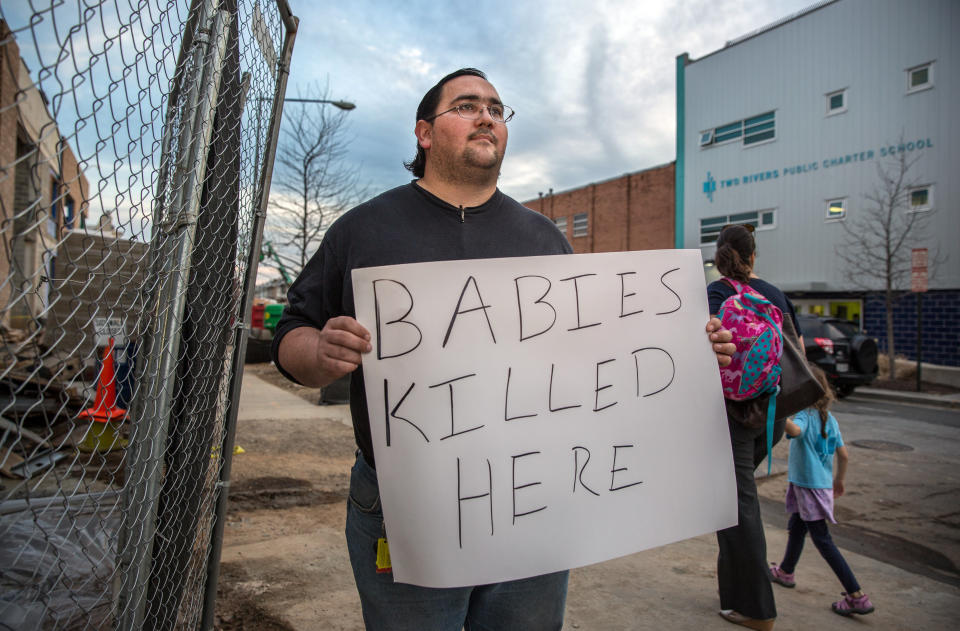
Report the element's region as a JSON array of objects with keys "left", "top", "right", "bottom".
[{"left": 707, "top": 224, "right": 801, "bottom": 631}]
